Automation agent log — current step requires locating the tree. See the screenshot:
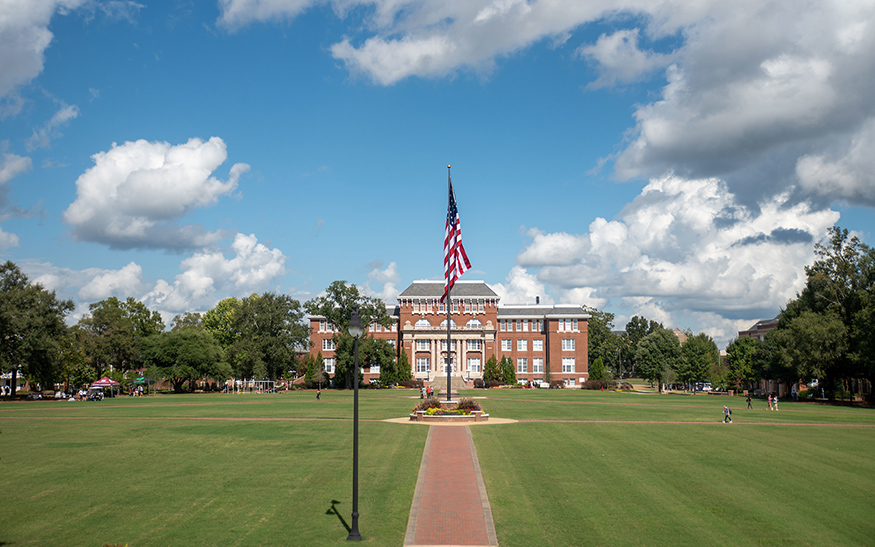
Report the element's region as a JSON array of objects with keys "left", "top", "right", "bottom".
[
  {"left": 144, "top": 329, "right": 230, "bottom": 392},
  {"left": 78, "top": 297, "right": 164, "bottom": 375},
  {"left": 305, "top": 281, "right": 390, "bottom": 388},
  {"left": 635, "top": 328, "right": 682, "bottom": 393},
  {"left": 625, "top": 315, "right": 662, "bottom": 376},
  {"left": 364, "top": 339, "right": 411, "bottom": 386},
  {"left": 680, "top": 332, "right": 719, "bottom": 389},
  {"left": 499, "top": 355, "right": 516, "bottom": 385},
  {"left": 589, "top": 357, "right": 607, "bottom": 382},
  {"left": 483, "top": 355, "right": 501, "bottom": 384},
  {"left": 586, "top": 307, "right": 615, "bottom": 366},
  {"left": 171, "top": 312, "right": 203, "bottom": 331},
  {"left": 228, "top": 293, "right": 309, "bottom": 381},
  {"left": 203, "top": 297, "right": 241, "bottom": 349},
  {"left": 0, "top": 262, "right": 75, "bottom": 395},
  {"left": 725, "top": 336, "right": 760, "bottom": 389}
]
